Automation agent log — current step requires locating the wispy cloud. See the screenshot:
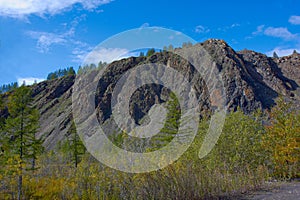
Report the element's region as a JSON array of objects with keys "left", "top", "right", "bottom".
[
  {"left": 0, "top": 0, "right": 113, "bottom": 19},
  {"left": 140, "top": 23, "right": 150, "bottom": 28},
  {"left": 26, "top": 12, "right": 126, "bottom": 64},
  {"left": 264, "top": 27, "right": 297, "bottom": 40},
  {"left": 251, "top": 24, "right": 300, "bottom": 57},
  {"left": 195, "top": 25, "right": 210, "bottom": 33},
  {"left": 27, "top": 31, "right": 68, "bottom": 53},
  {"left": 252, "top": 25, "right": 265, "bottom": 35},
  {"left": 71, "top": 43, "right": 94, "bottom": 63},
  {"left": 252, "top": 25, "right": 298, "bottom": 41},
  {"left": 230, "top": 23, "right": 240, "bottom": 28},
  {"left": 266, "top": 47, "right": 300, "bottom": 57},
  {"left": 17, "top": 77, "right": 45, "bottom": 86},
  {"left": 26, "top": 14, "right": 85, "bottom": 53},
  {"left": 289, "top": 15, "right": 300, "bottom": 25},
  {"left": 82, "top": 47, "right": 129, "bottom": 65},
  {"left": 217, "top": 23, "right": 241, "bottom": 32}
]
